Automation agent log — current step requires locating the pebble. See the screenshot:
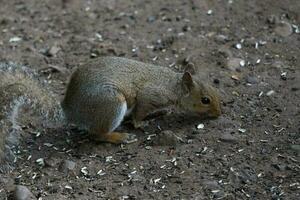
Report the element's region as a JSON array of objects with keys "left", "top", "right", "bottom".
[
  {"left": 58, "top": 160, "right": 76, "bottom": 173},
  {"left": 9, "top": 36, "right": 22, "bottom": 43},
  {"left": 153, "top": 130, "right": 180, "bottom": 146},
  {"left": 235, "top": 43, "right": 242, "bottom": 49},
  {"left": 245, "top": 75, "right": 258, "bottom": 84},
  {"left": 47, "top": 45, "right": 61, "bottom": 57},
  {"left": 266, "top": 90, "right": 275, "bottom": 96},
  {"left": 219, "top": 133, "right": 238, "bottom": 143},
  {"left": 147, "top": 16, "right": 156, "bottom": 23},
  {"left": 207, "top": 10, "right": 213, "bottom": 15},
  {"left": 280, "top": 72, "right": 287, "bottom": 80},
  {"left": 197, "top": 123, "right": 204, "bottom": 129},
  {"left": 202, "top": 180, "right": 221, "bottom": 190},
  {"left": 275, "top": 21, "right": 293, "bottom": 37},
  {"left": 214, "top": 34, "right": 229, "bottom": 44},
  {"left": 227, "top": 58, "right": 245, "bottom": 71},
  {"left": 13, "top": 185, "right": 36, "bottom": 200}
]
